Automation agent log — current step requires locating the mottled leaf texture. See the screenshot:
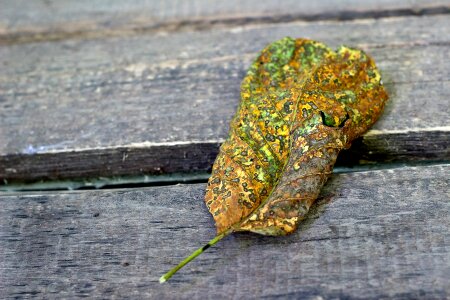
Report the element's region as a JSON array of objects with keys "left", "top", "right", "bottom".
[
  {"left": 206, "top": 37, "right": 387, "bottom": 235},
  {"left": 160, "top": 37, "right": 387, "bottom": 282}
]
